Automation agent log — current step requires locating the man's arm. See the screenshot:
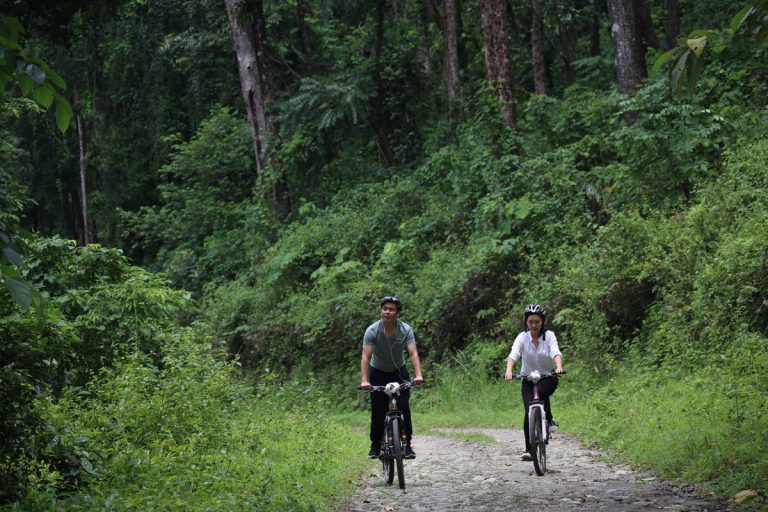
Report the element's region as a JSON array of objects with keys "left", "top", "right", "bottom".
[
  {"left": 407, "top": 343, "right": 424, "bottom": 385},
  {"left": 360, "top": 345, "right": 373, "bottom": 389}
]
